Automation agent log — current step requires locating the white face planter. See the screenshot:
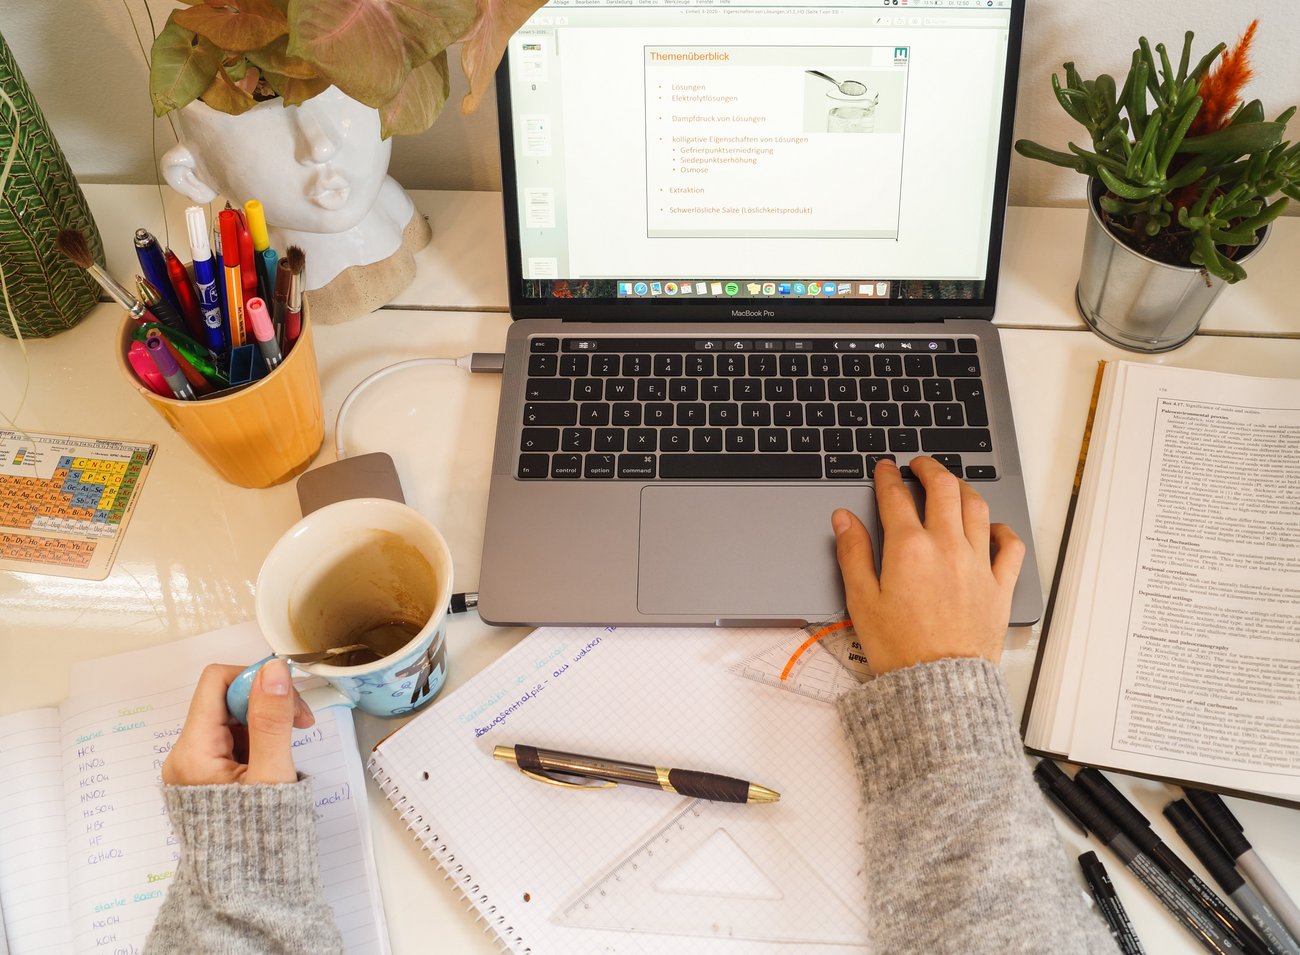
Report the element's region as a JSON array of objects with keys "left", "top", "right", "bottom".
[{"left": 161, "top": 86, "right": 430, "bottom": 320}]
